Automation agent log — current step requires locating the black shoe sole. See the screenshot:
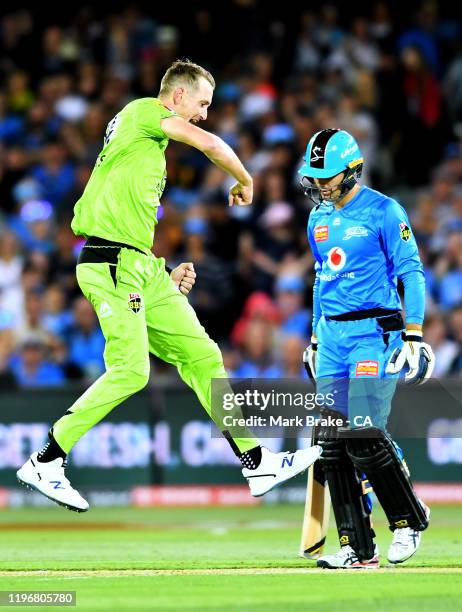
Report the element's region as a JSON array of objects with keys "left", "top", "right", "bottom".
[{"left": 317, "top": 560, "right": 379, "bottom": 570}]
